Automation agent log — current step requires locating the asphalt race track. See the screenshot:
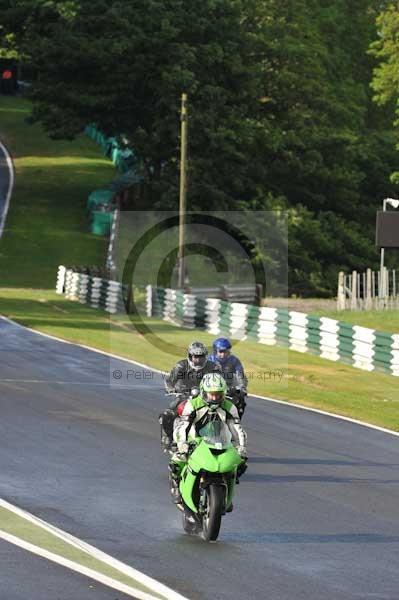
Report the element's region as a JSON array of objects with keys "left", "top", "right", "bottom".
[
  {"left": 0, "top": 140, "right": 13, "bottom": 237},
  {"left": 1, "top": 317, "right": 399, "bottom": 599}
]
